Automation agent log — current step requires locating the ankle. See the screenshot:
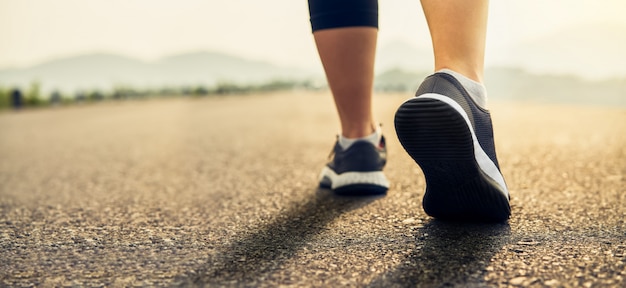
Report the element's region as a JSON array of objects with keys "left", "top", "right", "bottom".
[
  {"left": 340, "top": 123, "right": 376, "bottom": 139},
  {"left": 341, "top": 130, "right": 373, "bottom": 139},
  {"left": 339, "top": 125, "right": 381, "bottom": 150}
]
